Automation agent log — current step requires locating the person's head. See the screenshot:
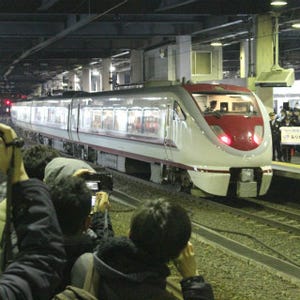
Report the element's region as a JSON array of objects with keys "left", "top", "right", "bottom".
[
  {"left": 269, "top": 111, "right": 276, "bottom": 120},
  {"left": 22, "top": 144, "right": 60, "bottom": 180},
  {"left": 44, "top": 157, "right": 95, "bottom": 184},
  {"left": 129, "top": 199, "right": 191, "bottom": 263},
  {"left": 284, "top": 117, "right": 291, "bottom": 125},
  {"left": 210, "top": 100, "right": 217, "bottom": 110},
  {"left": 49, "top": 175, "right": 92, "bottom": 236}
]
